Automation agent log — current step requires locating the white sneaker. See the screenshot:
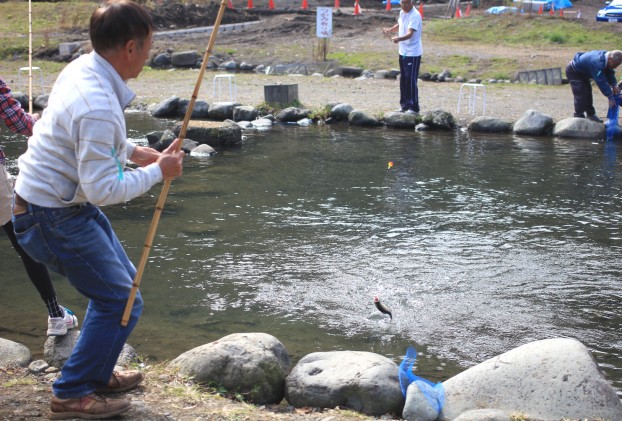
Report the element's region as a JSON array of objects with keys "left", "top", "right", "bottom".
[{"left": 47, "top": 307, "right": 79, "bottom": 336}]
